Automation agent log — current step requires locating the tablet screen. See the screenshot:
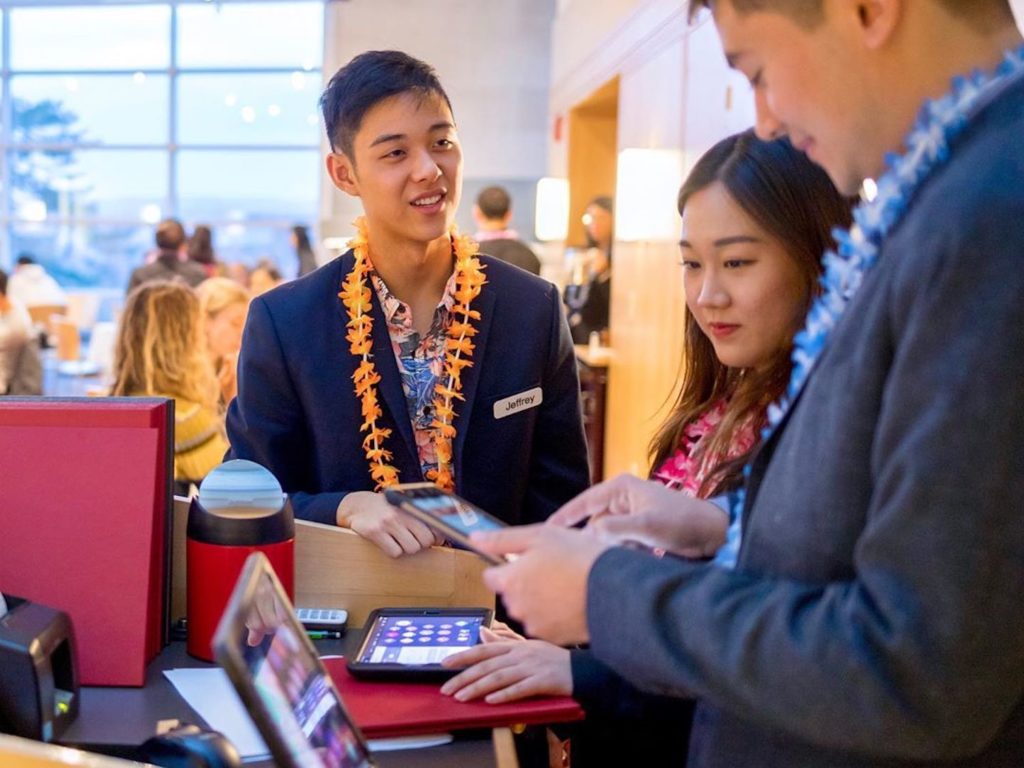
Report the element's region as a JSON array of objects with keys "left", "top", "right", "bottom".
[
  {"left": 356, "top": 613, "right": 487, "bottom": 666},
  {"left": 230, "top": 567, "right": 371, "bottom": 768}
]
